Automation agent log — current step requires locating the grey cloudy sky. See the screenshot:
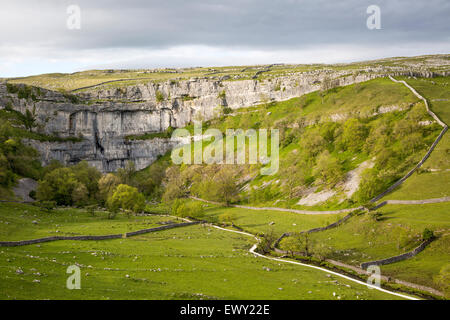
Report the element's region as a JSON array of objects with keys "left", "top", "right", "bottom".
[{"left": 1, "top": 0, "right": 449, "bottom": 77}]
